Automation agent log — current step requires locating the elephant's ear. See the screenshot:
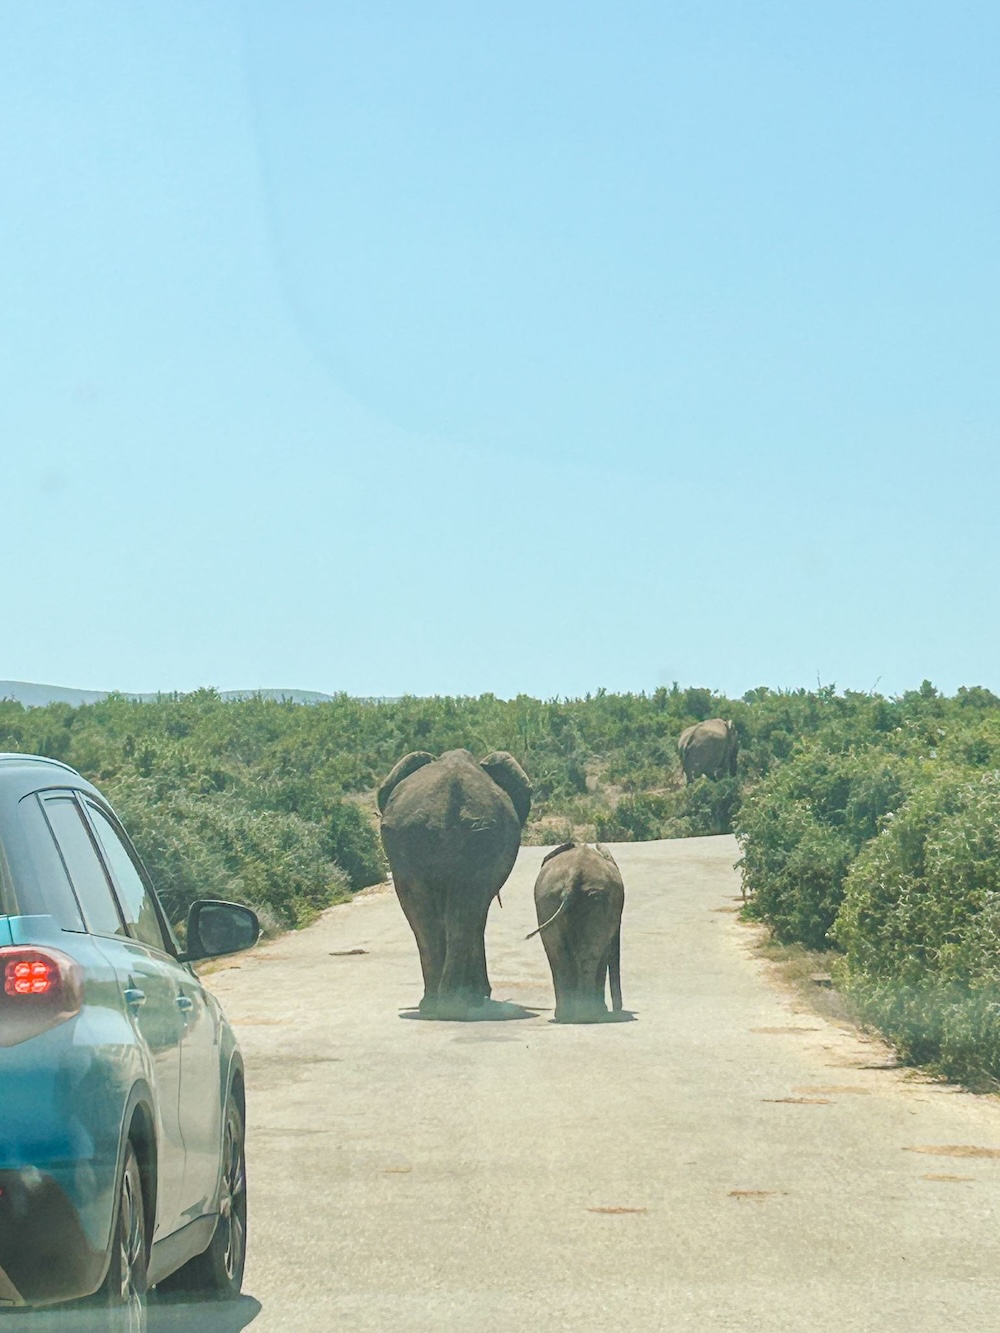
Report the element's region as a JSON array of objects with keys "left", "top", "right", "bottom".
[
  {"left": 377, "top": 751, "right": 435, "bottom": 814},
  {"left": 595, "top": 842, "right": 620, "bottom": 870},
  {"left": 479, "top": 751, "right": 532, "bottom": 826}
]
